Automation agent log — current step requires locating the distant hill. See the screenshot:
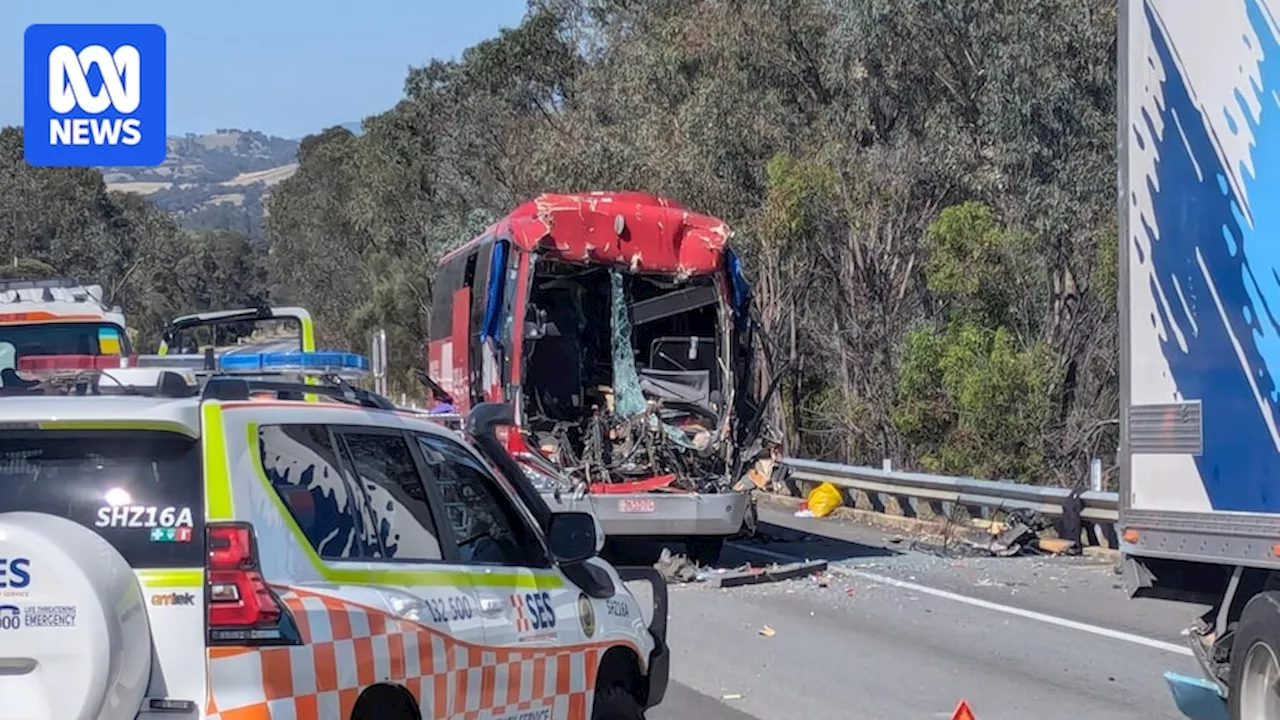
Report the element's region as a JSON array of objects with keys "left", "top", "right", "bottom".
[
  {"left": 328, "top": 120, "right": 363, "bottom": 138},
  {"left": 103, "top": 129, "right": 300, "bottom": 238}
]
